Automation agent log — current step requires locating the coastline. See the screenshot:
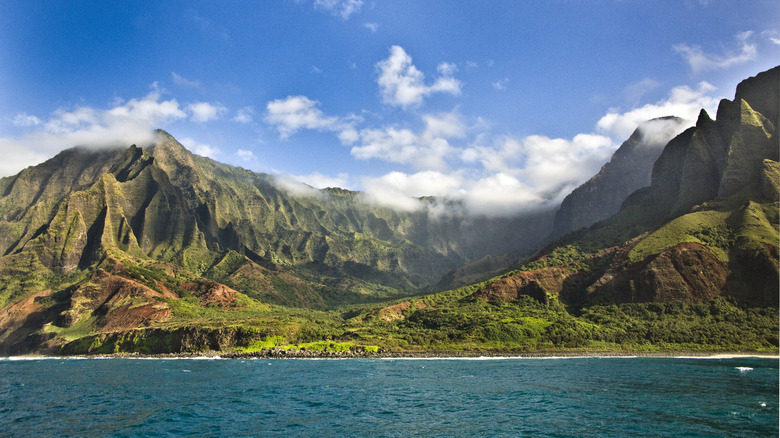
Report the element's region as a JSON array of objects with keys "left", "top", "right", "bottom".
[{"left": 4, "top": 349, "right": 778, "bottom": 360}]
